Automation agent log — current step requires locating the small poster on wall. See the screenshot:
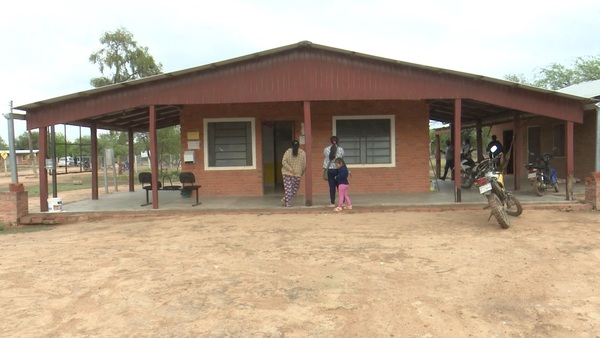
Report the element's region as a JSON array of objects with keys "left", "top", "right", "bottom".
[{"left": 187, "top": 140, "right": 200, "bottom": 149}]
